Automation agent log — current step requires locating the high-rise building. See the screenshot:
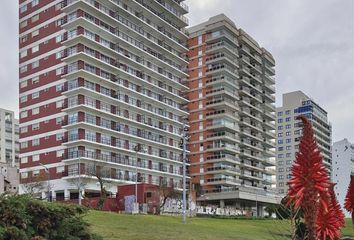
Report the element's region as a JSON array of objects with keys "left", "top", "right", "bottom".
[
  {"left": 0, "top": 108, "right": 19, "bottom": 194},
  {"left": 276, "top": 91, "right": 332, "bottom": 195},
  {"left": 332, "top": 139, "right": 354, "bottom": 217},
  {"left": 19, "top": 0, "right": 189, "bottom": 200},
  {"left": 187, "top": 14, "right": 277, "bottom": 215},
  {"left": 0, "top": 108, "right": 19, "bottom": 167}
]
